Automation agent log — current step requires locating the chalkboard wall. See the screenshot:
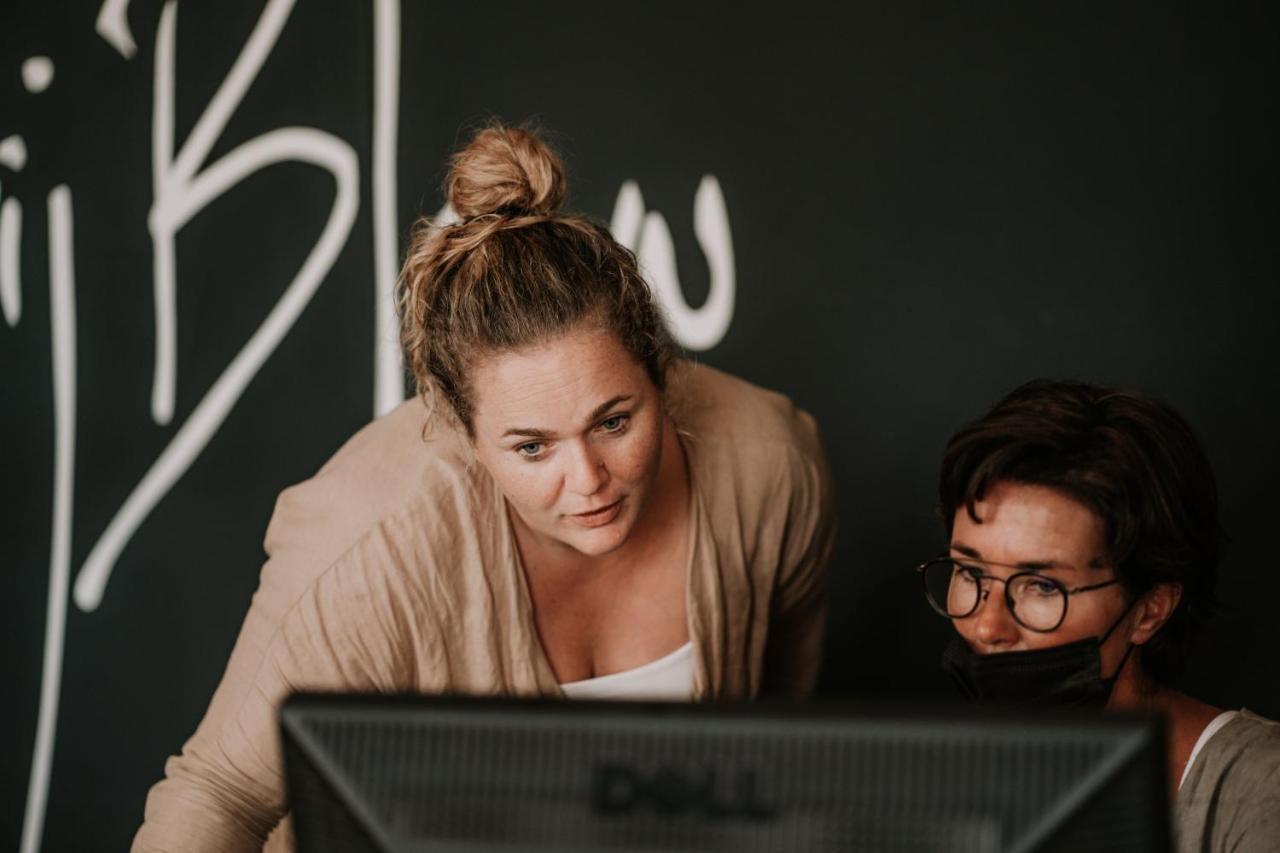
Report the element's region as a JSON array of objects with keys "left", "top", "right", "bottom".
[{"left": 3, "top": 2, "right": 1278, "bottom": 850}]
